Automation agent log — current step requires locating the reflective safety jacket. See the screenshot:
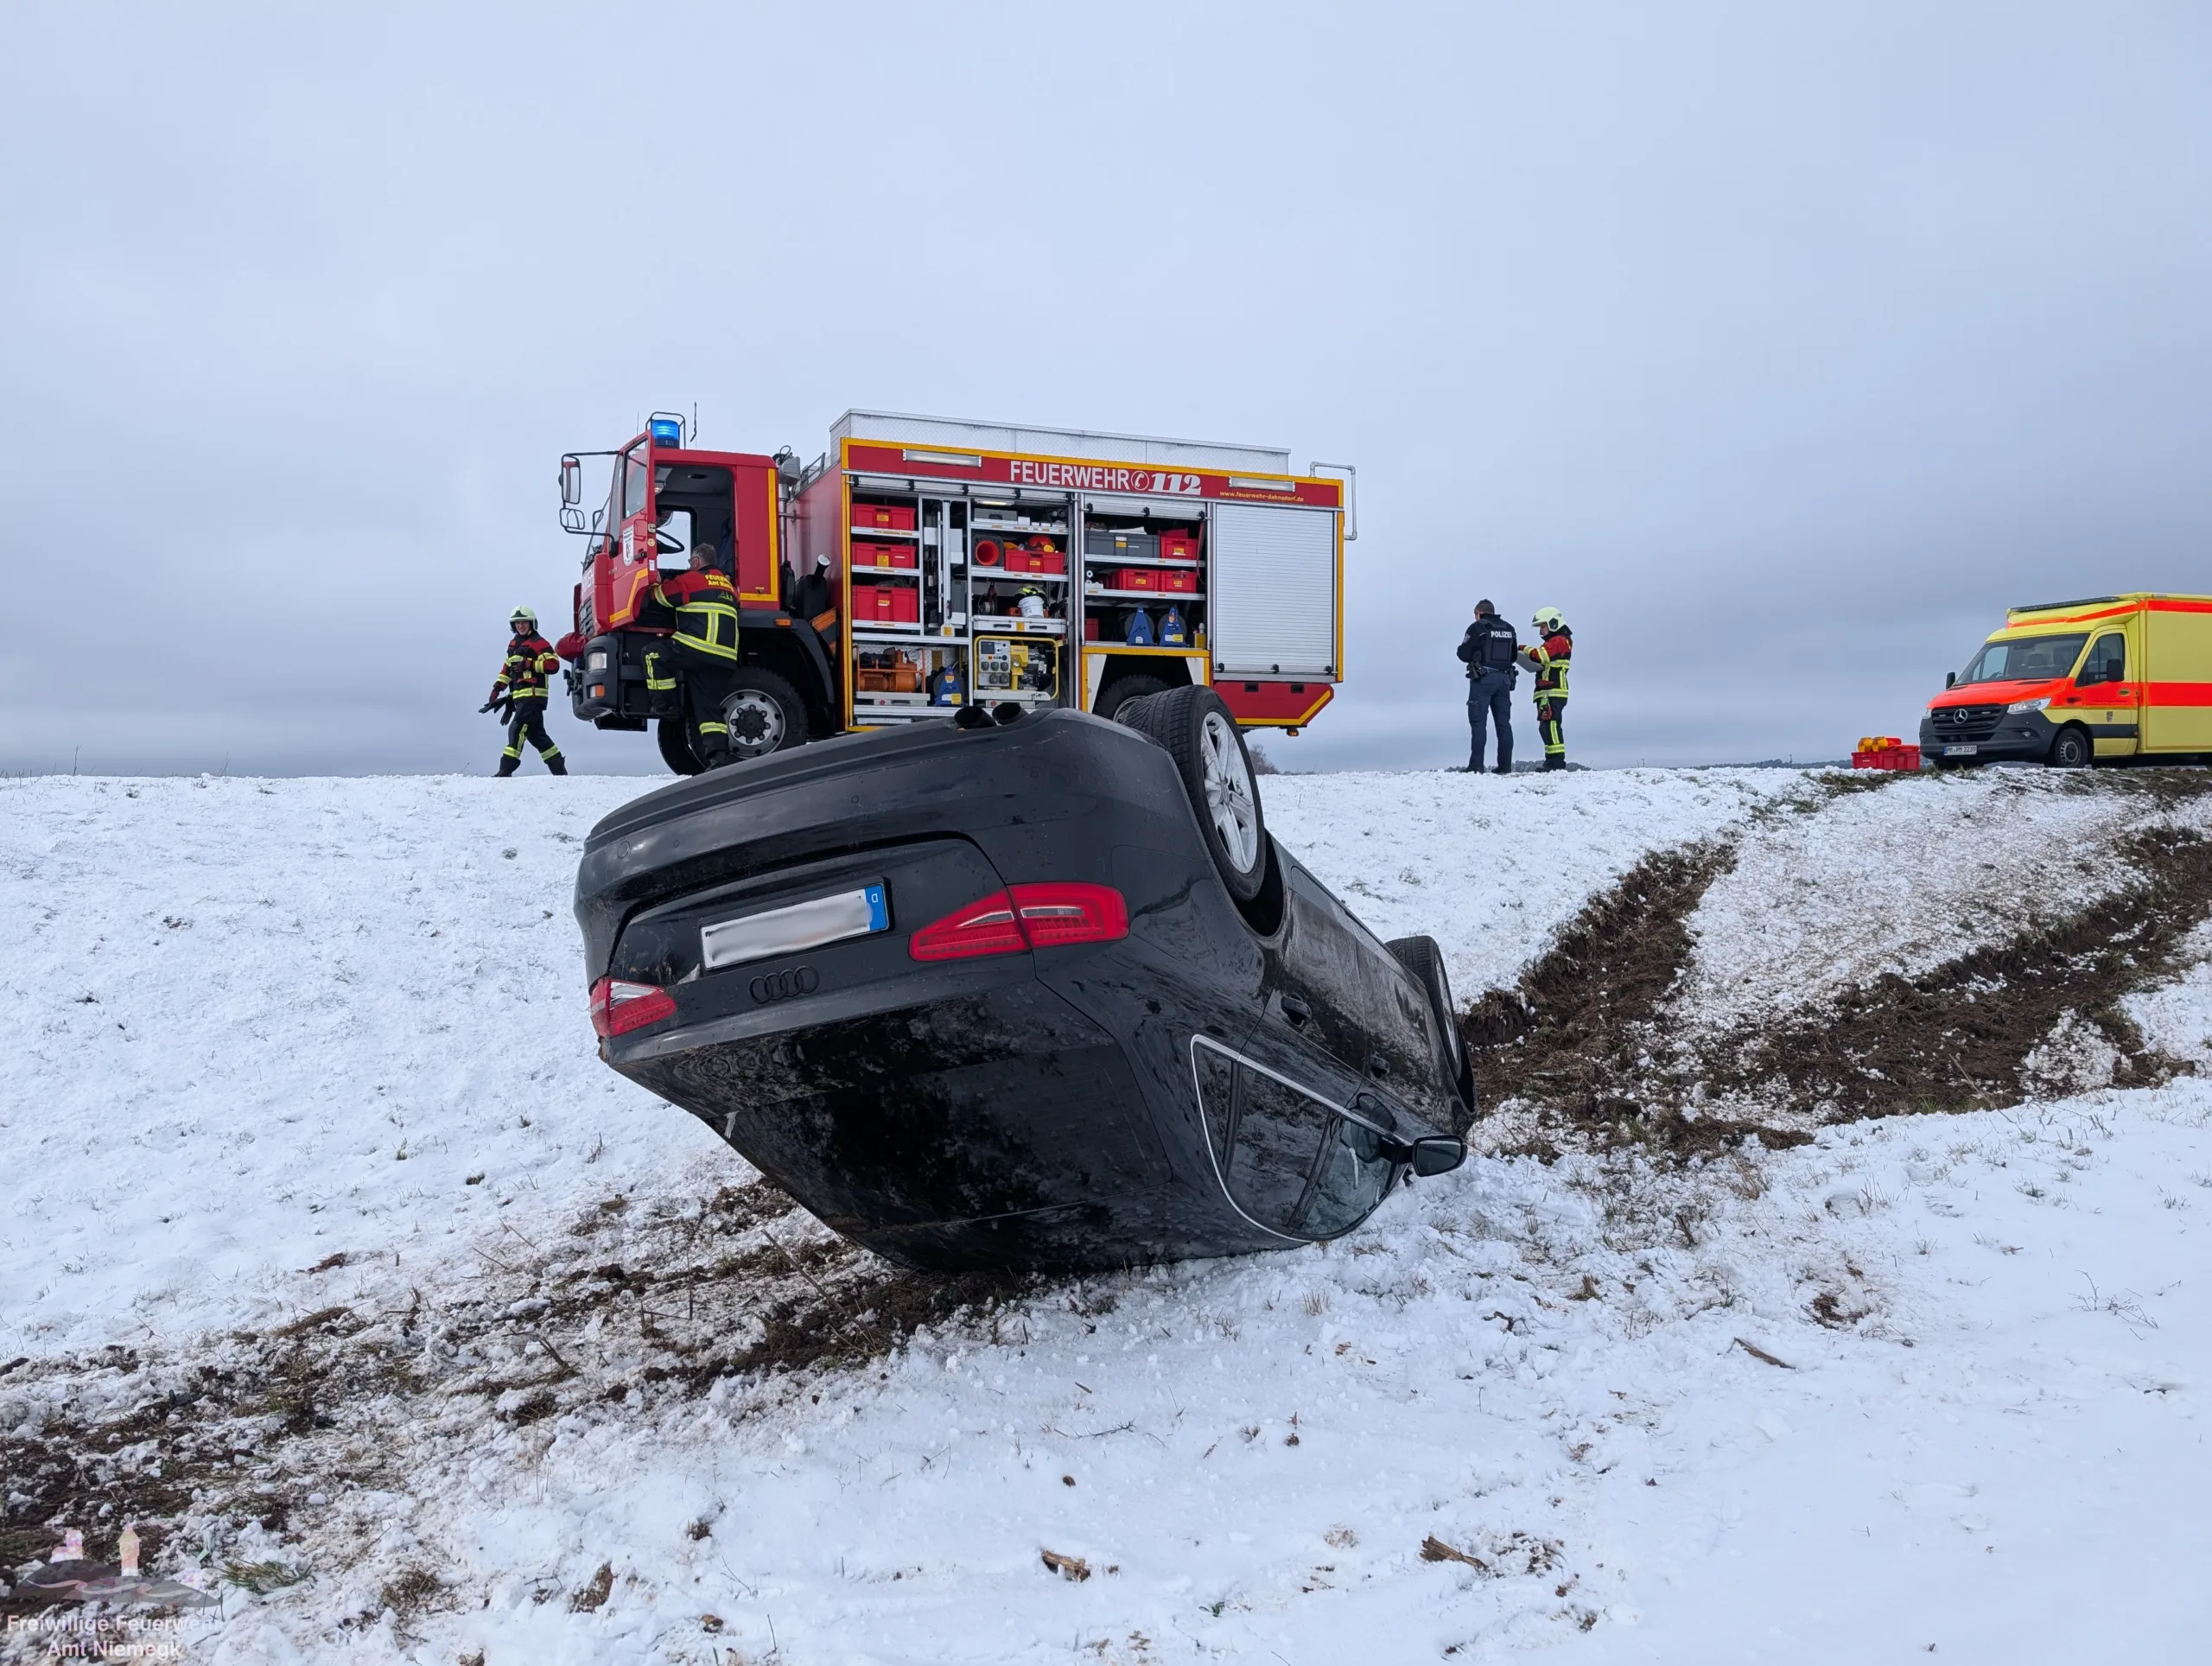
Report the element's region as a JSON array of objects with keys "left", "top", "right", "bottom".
[
  {"left": 1522, "top": 626, "right": 1572, "bottom": 697},
  {"left": 493, "top": 633, "right": 562, "bottom": 701},
  {"left": 654, "top": 568, "right": 741, "bottom": 660}
]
